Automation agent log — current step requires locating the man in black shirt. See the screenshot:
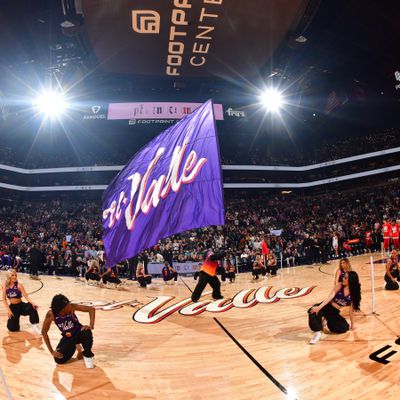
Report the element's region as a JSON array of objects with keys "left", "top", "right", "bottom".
[{"left": 29, "top": 243, "right": 42, "bottom": 279}]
